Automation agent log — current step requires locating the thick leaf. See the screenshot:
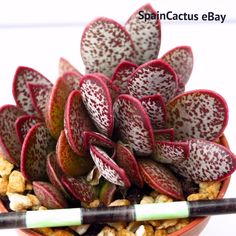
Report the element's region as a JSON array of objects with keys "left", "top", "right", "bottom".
[
  {"left": 81, "top": 17, "right": 135, "bottom": 77},
  {"left": 99, "top": 181, "right": 117, "bottom": 206},
  {"left": 33, "top": 181, "right": 68, "bottom": 209},
  {"left": 15, "top": 115, "right": 42, "bottom": 144},
  {"left": 64, "top": 90, "right": 95, "bottom": 155},
  {"left": 56, "top": 130, "right": 93, "bottom": 177},
  {"left": 61, "top": 176, "right": 98, "bottom": 203},
  {"left": 140, "top": 94, "right": 166, "bottom": 130},
  {"left": 171, "top": 139, "right": 236, "bottom": 183},
  {"left": 115, "top": 142, "right": 144, "bottom": 187},
  {"left": 79, "top": 74, "right": 114, "bottom": 137},
  {"left": 166, "top": 90, "right": 228, "bottom": 141},
  {"left": 90, "top": 145, "right": 131, "bottom": 187},
  {"left": 21, "top": 123, "right": 55, "bottom": 181},
  {"left": 153, "top": 141, "right": 189, "bottom": 164},
  {"left": 111, "top": 61, "right": 138, "bottom": 94},
  {"left": 0, "top": 105, "right": 24, "bottom": 165},
  {"left": 128, "top": 59, "right": 178, "bottom": 103},
  {"left": 125, "top": 3, "right": 161, "bottom": 65},
  {"left": 60, "top": 71, "right": 82, "bottom": 90},
  {"left": 59, "top": 57, "right": 82, "bottom": 76},
  {"left": 45, "top": 76, "right": 72, "bottom": 139},
  {"left": 161, "top": 46, "right": 193, "bottom": 85},
  {"left": 113, "top": 94, "right": 155, "bottom": 156},
  {"left": 138, "top": 159, "right": 184, "bottom": 200},
  {"left": 153, "top": 128, "right": 175, "bottom": 142},
  {"left": 12, "top": 66, "right": 52, "bottom": 115}
]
